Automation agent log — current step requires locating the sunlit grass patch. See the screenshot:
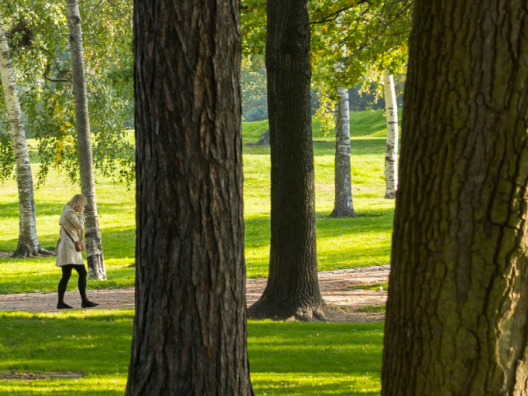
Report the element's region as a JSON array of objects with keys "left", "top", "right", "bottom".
[
  {"left": 0, "top": 311, "right": 384, "bottom": 395},
  {"left": 0, "top": 110, "right": 394, "bottom": 293}
]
